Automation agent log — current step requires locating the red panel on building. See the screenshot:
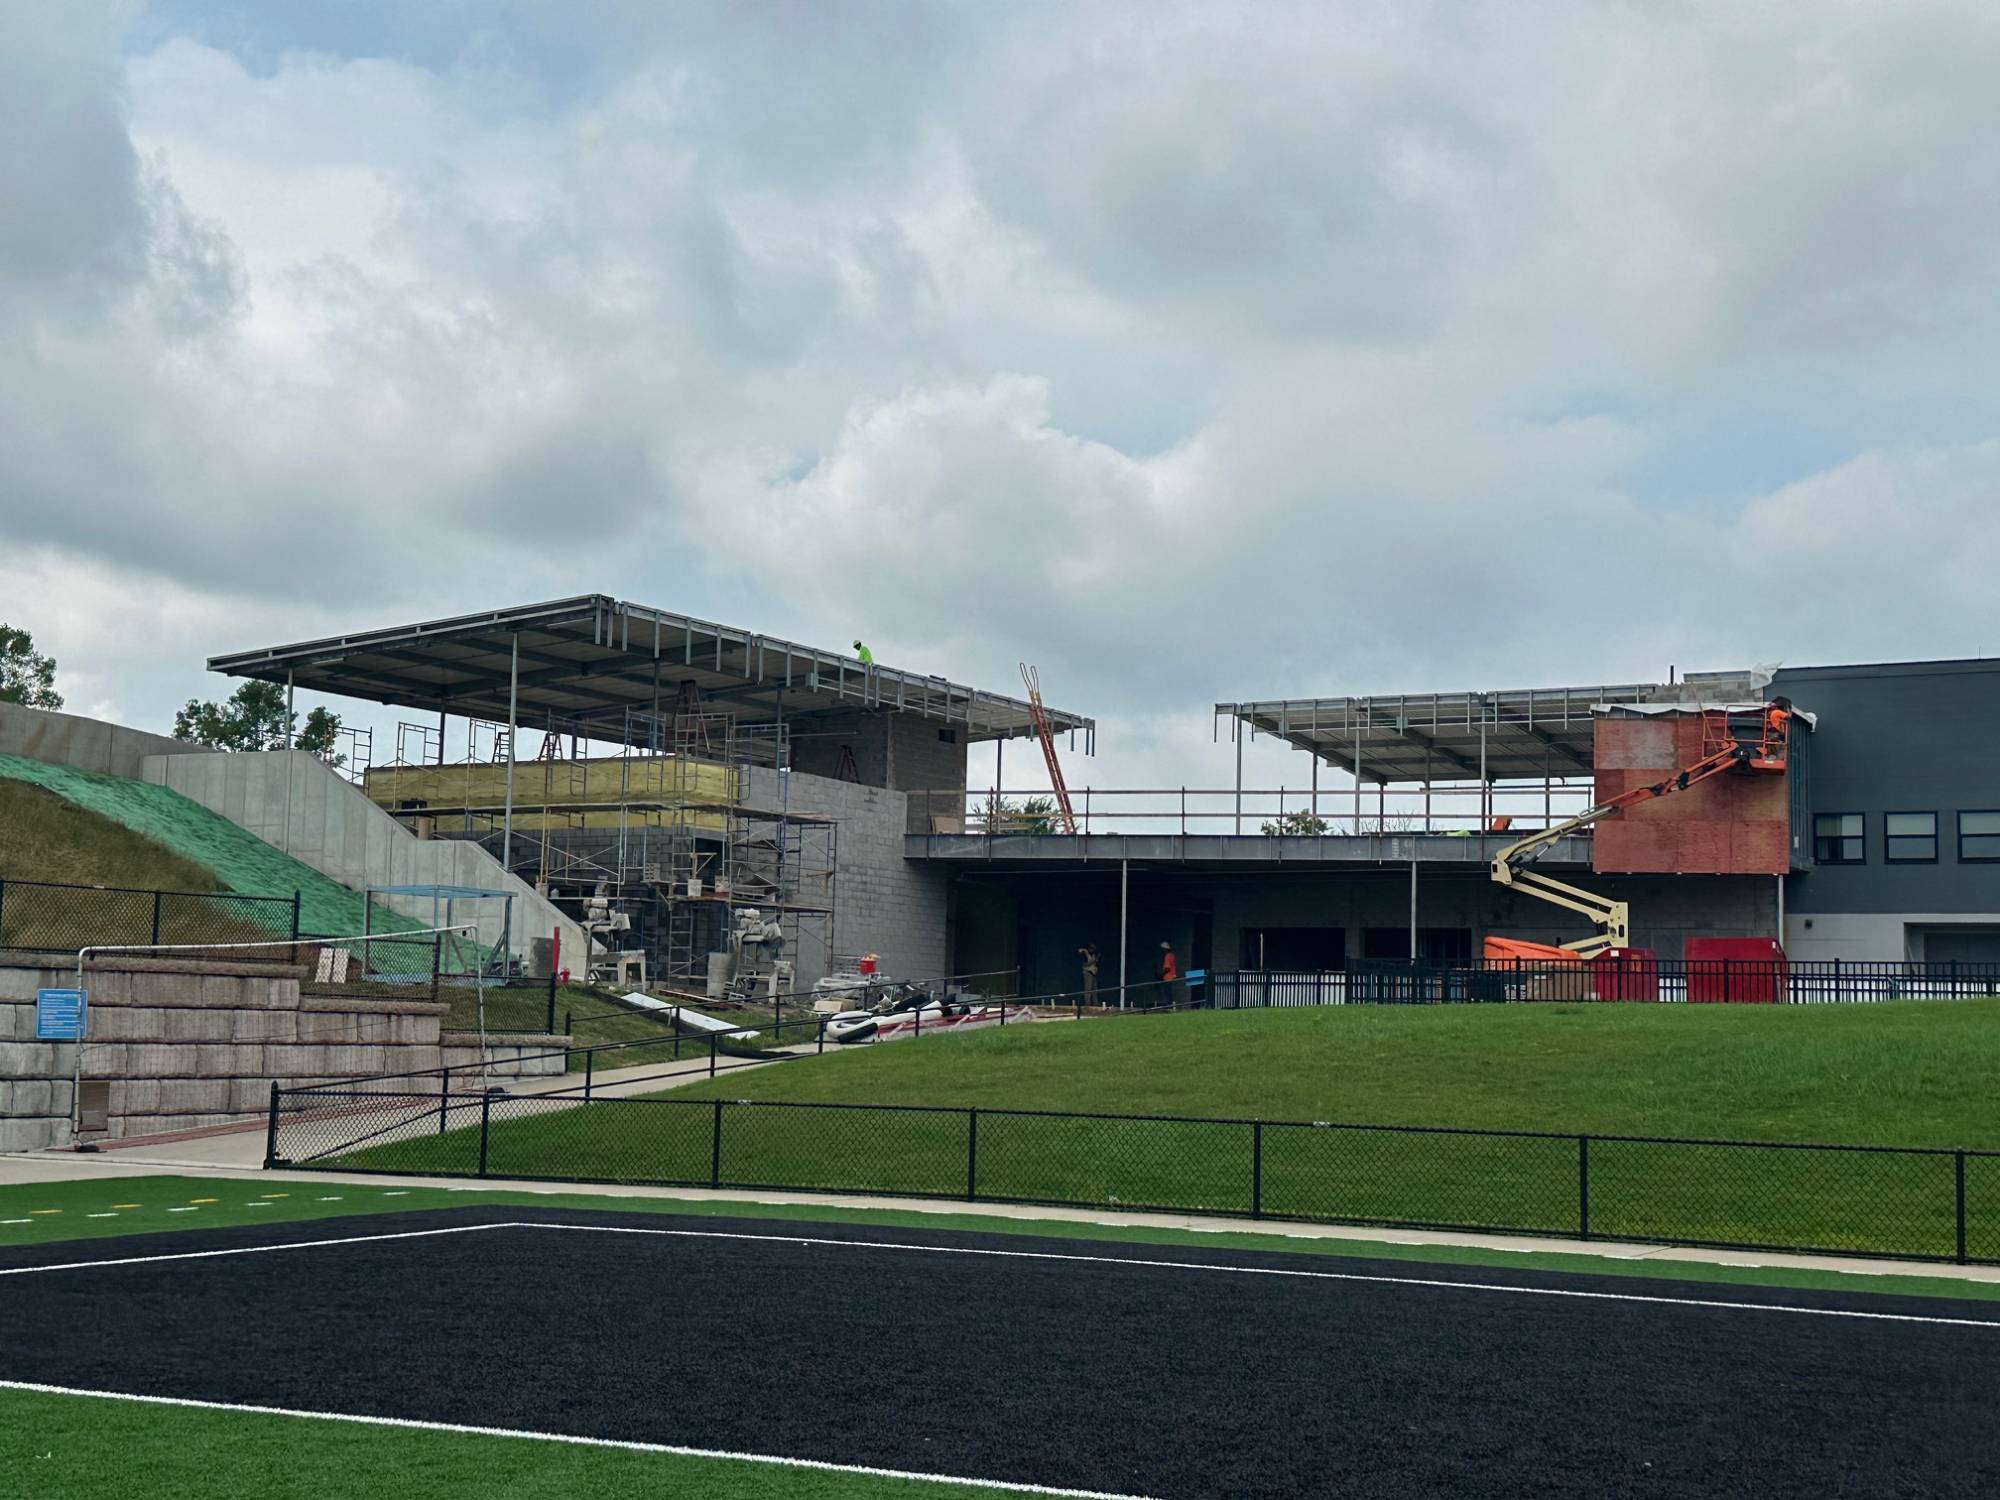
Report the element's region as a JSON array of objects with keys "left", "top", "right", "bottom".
[{"left": 1590, "top": 713, "right": 1791, "bottom": 875}]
